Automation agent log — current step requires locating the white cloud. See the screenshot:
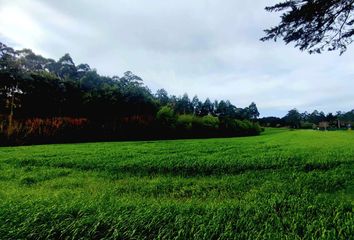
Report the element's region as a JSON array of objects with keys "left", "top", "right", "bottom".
[{"left": 0, "top": 0, "right": 353, "bottom": 117}]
